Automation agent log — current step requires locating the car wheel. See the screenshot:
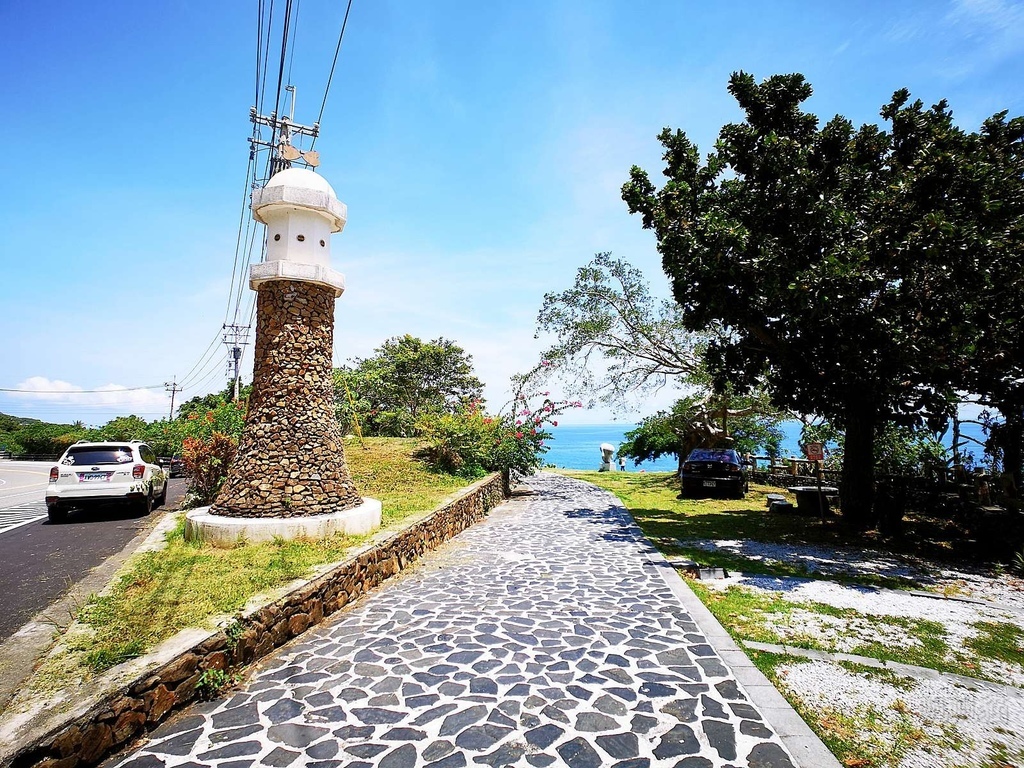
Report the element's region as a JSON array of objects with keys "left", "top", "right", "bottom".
[
  {"left": 137, "top": 489, "right": 154, "bottom": 516},
  {"left": 157, "top": 479, "right": 168, "bottom": 508},
  {"left": 47, "top": 504, "right": 67, "bottom": 523}
]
